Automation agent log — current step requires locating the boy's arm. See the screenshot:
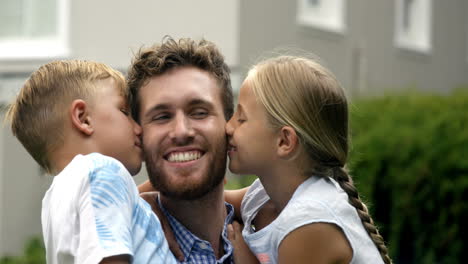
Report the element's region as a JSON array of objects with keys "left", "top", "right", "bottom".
[
  {"left": 76, "top": 158, "right": 136, "bottom": 263},
  {"left": 100, "top": 255, "right": 130, "bottom": 264},
  {"left": 224, "top": 187, "right": 250, "bottom": 222},
  {"left": 140, "top": 191, "right": 184, "bottom": 261}
]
